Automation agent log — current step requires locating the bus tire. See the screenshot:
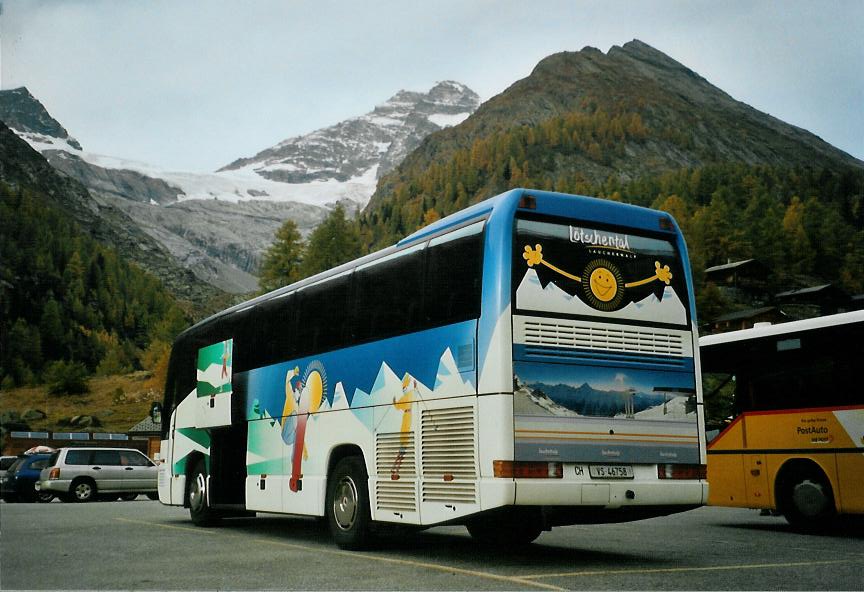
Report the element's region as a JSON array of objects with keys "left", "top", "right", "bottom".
[
  {"left": 188, "top": 459, "right": 221, "bottom": 527},
  {"left": 326, "top": 456, "right": 373, "bottom": 550},
  {"left": 466, "top": 509, "right": 544, "bottom": 546},
  {"left": 779, "top": 465, "right": 835, "bottom": 532}
]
